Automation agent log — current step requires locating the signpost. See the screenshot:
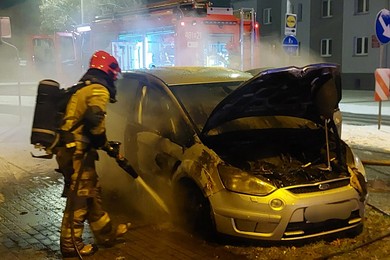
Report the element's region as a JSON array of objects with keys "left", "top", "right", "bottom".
[
  {"left": 283, "top": 12, "right": 298, "bottom": 57},
  {"left": 282, "top": 35, "right": 299, "bottom": 55},
  {"left": 375, "top": 9, "right": 390, "bottom": 129},
  {"left": 285, "top": 13, "right": 297, "bottom": 36}
]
